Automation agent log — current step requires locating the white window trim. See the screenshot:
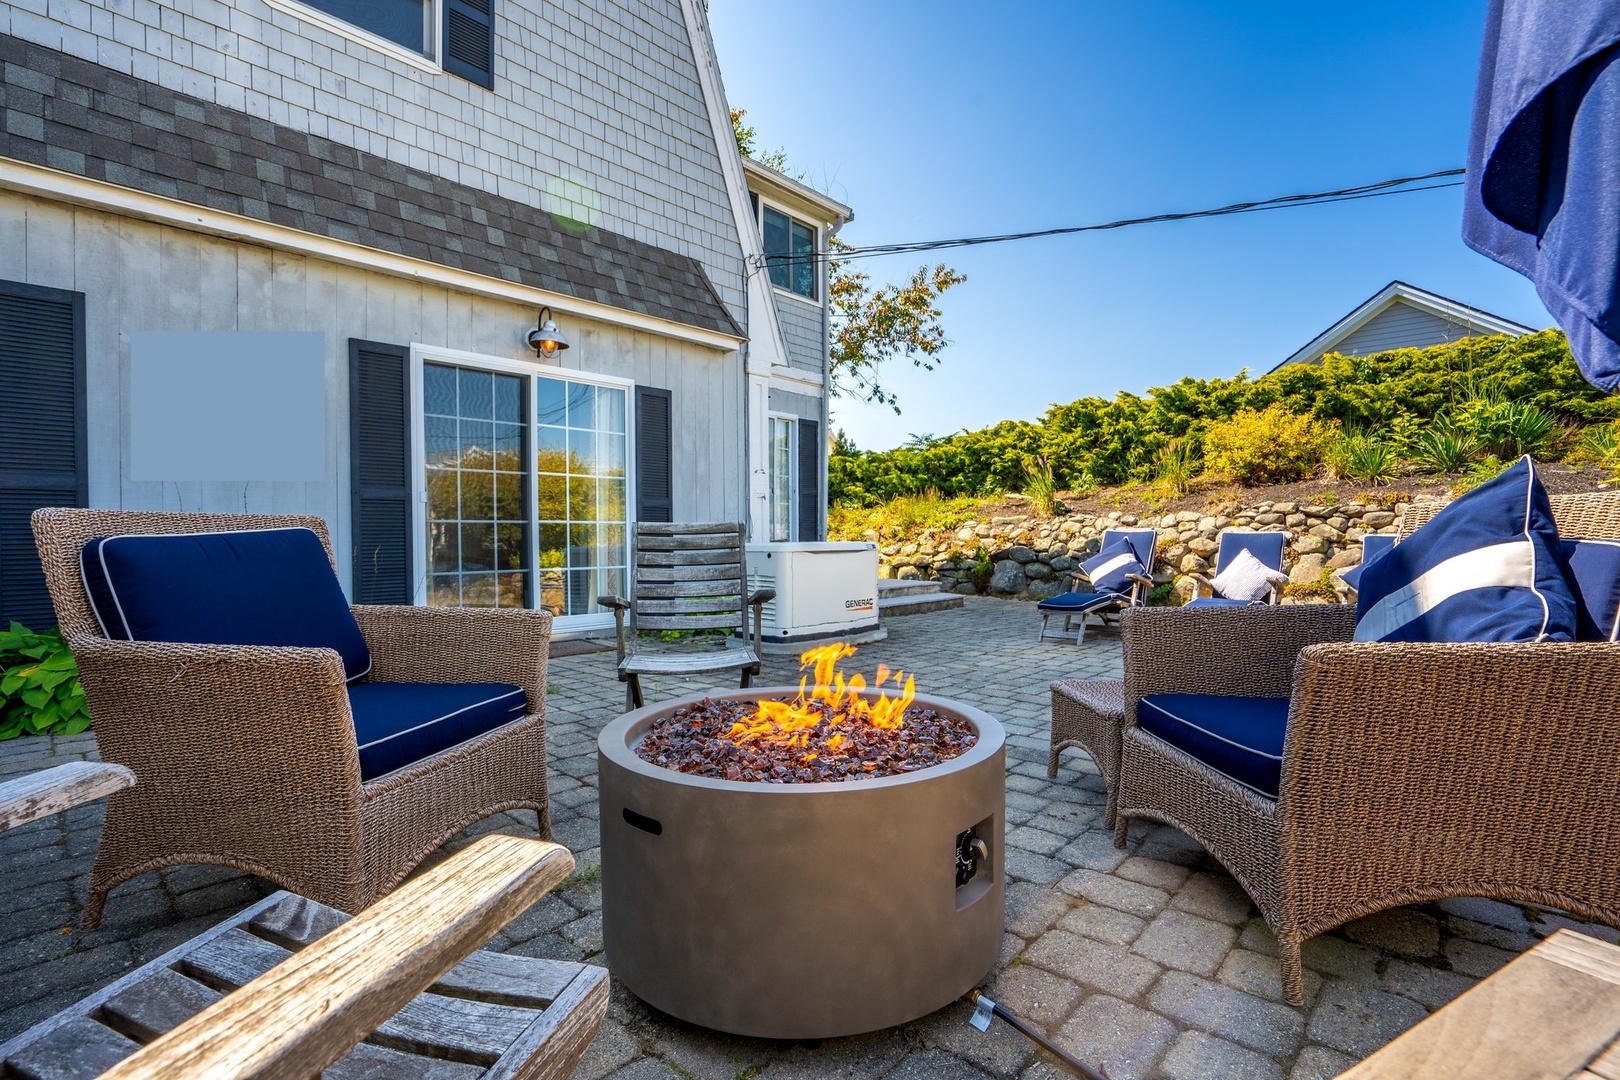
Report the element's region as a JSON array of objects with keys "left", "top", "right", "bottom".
[
  {"left": 758, "top": 199, "right": 820, "bottom": 303},
  {"left": 767, "top": 411, "right": 798, "bottom": 543},
  {"left": 263, "top": 0, "right": 444, "bottom": 76},
  {"left": 408, "top": 344, "right": 635, "bottom": 635}
]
